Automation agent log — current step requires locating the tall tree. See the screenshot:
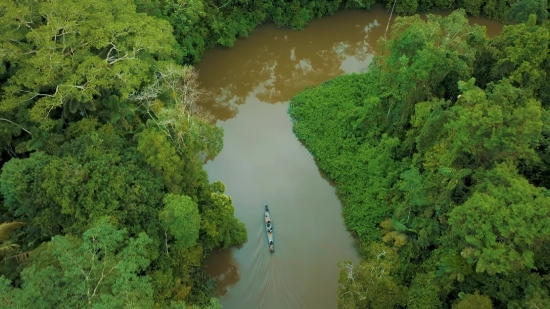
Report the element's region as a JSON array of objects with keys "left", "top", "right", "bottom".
[
  {"left": 0, "top": 218, "right": 166, "bottom": 309},
  {"left": 160, "top": 194, "right": 201, "bottom": 251},
  {"left": 0, "top": 0, "right": 177, "bottom": 139}
]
